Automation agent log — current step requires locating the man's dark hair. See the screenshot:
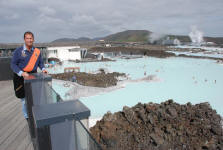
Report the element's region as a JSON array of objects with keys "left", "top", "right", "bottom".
[{"left": 24, "top": 31, "right": 34, "bottom": 39}]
